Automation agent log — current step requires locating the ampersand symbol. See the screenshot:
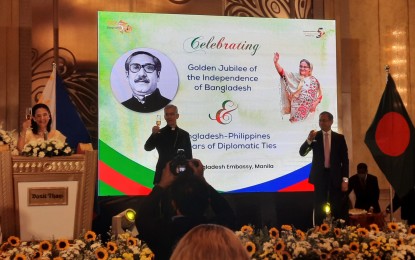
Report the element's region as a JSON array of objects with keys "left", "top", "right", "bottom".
[{"left": 209, "top": 100, "right": 238, "bottom": 125}]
